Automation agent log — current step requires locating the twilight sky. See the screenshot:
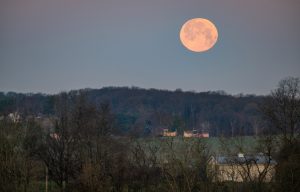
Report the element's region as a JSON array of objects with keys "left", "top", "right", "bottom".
[{"left": 1, "top": 0, "right": 299, "bottom": 95}]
